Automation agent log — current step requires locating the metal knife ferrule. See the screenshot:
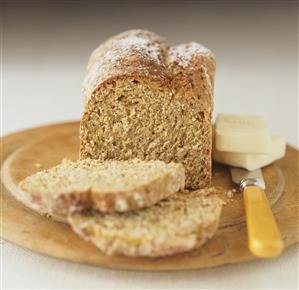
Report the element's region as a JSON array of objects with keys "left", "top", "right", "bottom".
[{"left": 239, "top": 178, "right": 265, "bottom": 190}]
